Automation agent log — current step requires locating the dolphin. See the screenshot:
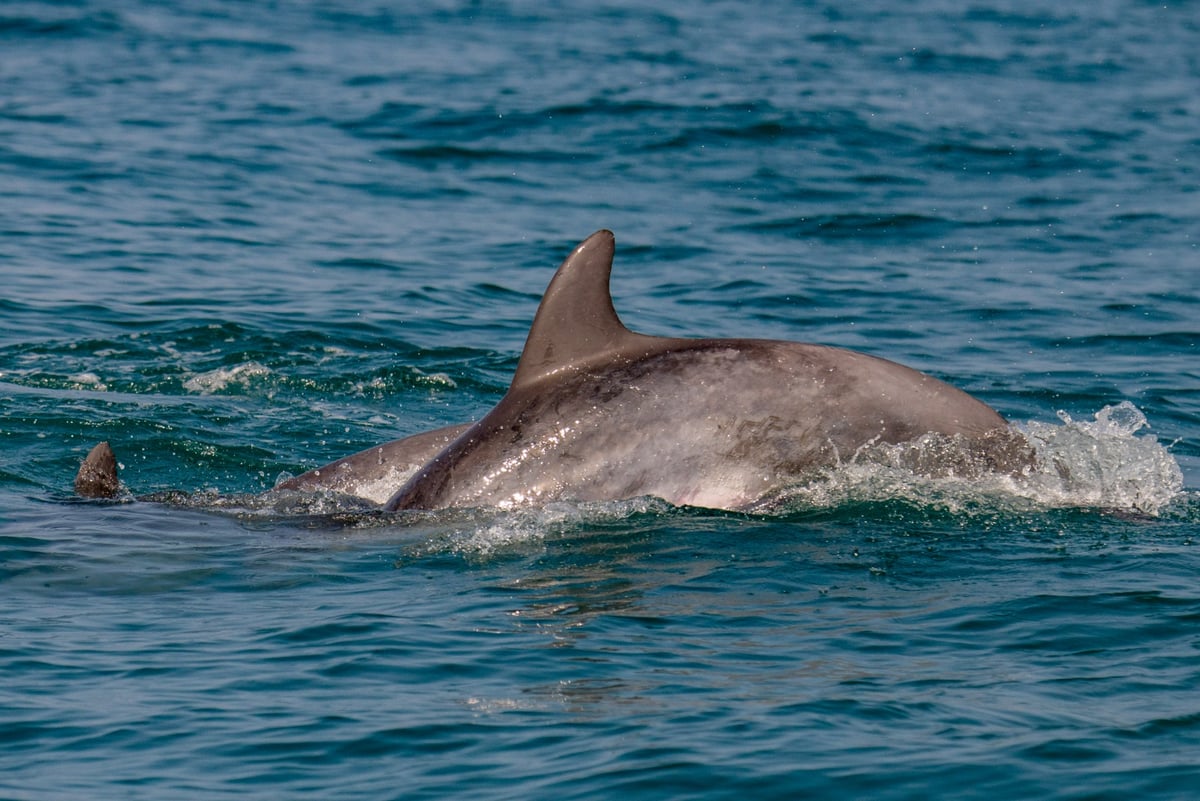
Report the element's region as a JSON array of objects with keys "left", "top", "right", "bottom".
[
  {"left": 75, "top": 230, "right": 1028, "bottom": 511},
  {"left": 381, "top": 230, "right": 1025, "bottom": 511}
]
